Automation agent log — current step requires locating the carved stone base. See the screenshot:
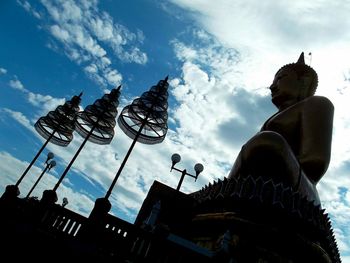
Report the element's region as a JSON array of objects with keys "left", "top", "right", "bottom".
[
  {"left": 191, "top": 212, "right": 333, "bottom": 263},
  {"left": 189, "top": 175, "right": 341, "bottom": 263}
]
